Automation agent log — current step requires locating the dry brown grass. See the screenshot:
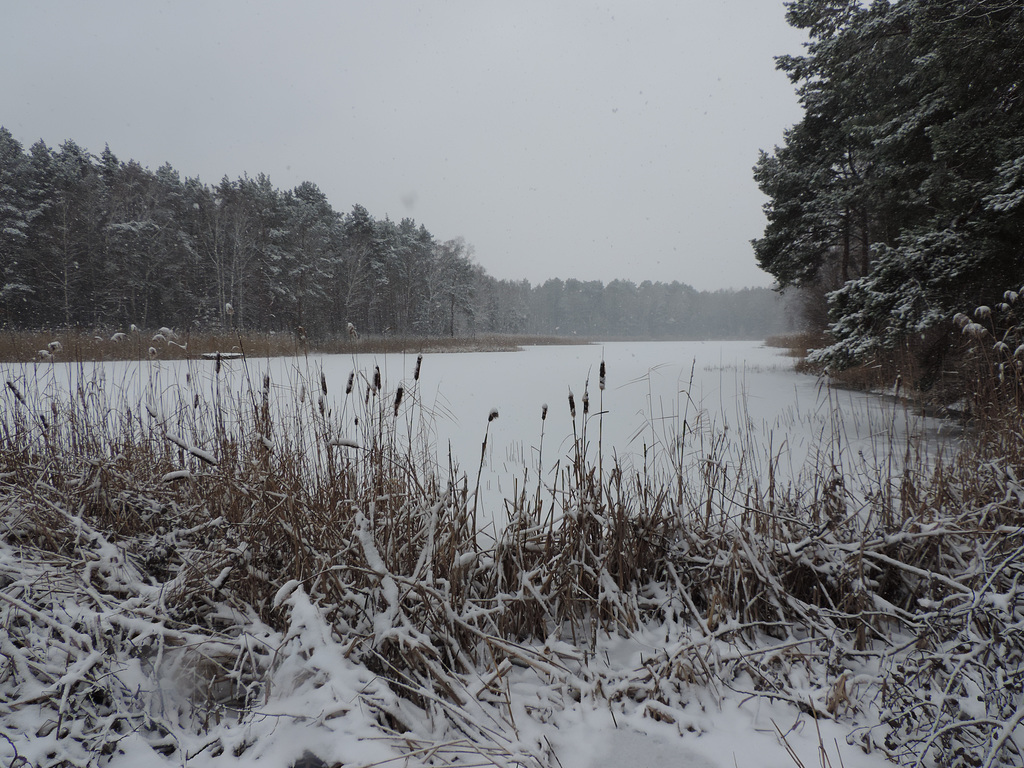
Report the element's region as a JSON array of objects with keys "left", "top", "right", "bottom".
[
  {"left": 772, "top": 328, "right": 970, "bottom": 413},
  {"left": 763, "top": 331, "right": 830, "bottom": 359},
  {"left": 1, "top": 336, "right": 1022, "bottom": 765},
  {"left": 0, "top": 328, "right": 581, "bottom": 363}
]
